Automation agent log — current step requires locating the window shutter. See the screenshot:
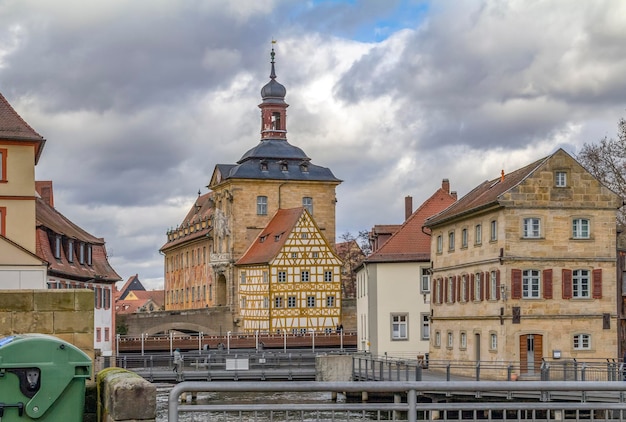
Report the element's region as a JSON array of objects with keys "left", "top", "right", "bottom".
[
  {"left": 432, "top": 278, "right": 438, "bottom": 304},
  {"left": 511, "top": 269, "right": 522, "bottom": 299},
  {"left": 543, "top": 269, "right": 553, "bottom": 299},
  {"left": 444, "top": 278, "right": 449, "bottom": 304},
  {"left": 562, "top": 269, "right": 572, "bottom": 299},
  {"left": 496, "top": 269, "right": 501, "bottom": 300},
  {"left": 451, "top": 276, "right": 456, "bottom": 303},
  {"left": 480, "top": 272, "right": 485, "bottom": 301},
  {"left": 592, "top": 269, "right": 602, "bottom": 299},
  {"left": 439, "top": 278, "right": 444, "bottom": 304},
  {"left": 470, "top": 274, "right": 475, "bottom": 301},
  {"left": 465, "top": 276, "right": 470, "bottom": 302}
]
